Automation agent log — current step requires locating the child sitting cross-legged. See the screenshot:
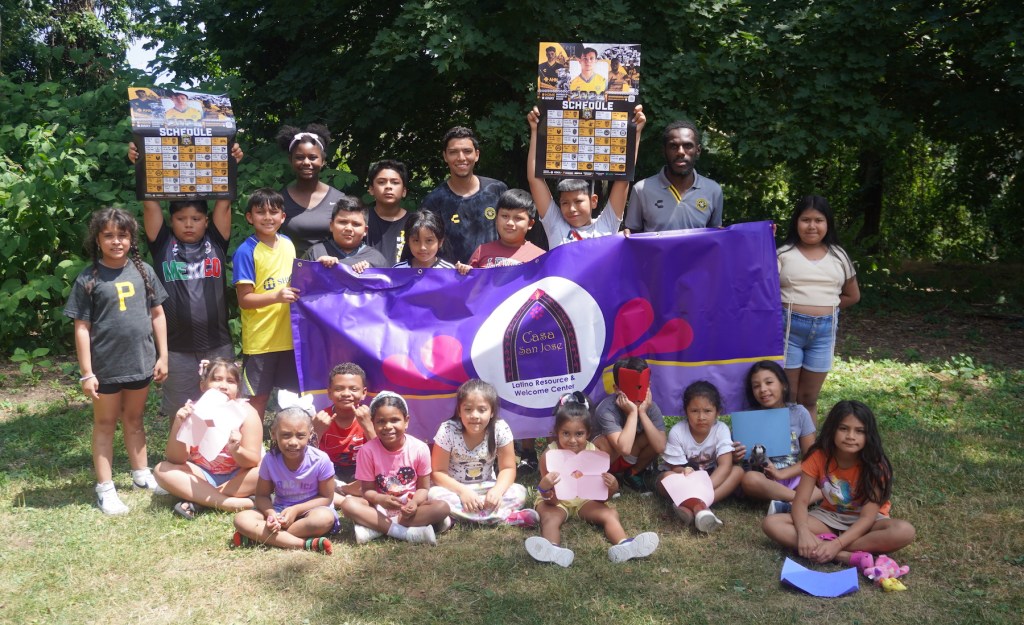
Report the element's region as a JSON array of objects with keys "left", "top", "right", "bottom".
[
  {"left": 427, "top": 379, "right": 537, "bottom": 527},
  {"left": 231, "top": 406, "right": 337, "bottom": 554},
  {"left": 154, "top": 358, "right": 263, "bottom": 519},
  {"left": 340, "top": 392, "right": 451, "bottom": 545},
  {"left": 762, "top": 400, "right": 916, "bottom": 565}
]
